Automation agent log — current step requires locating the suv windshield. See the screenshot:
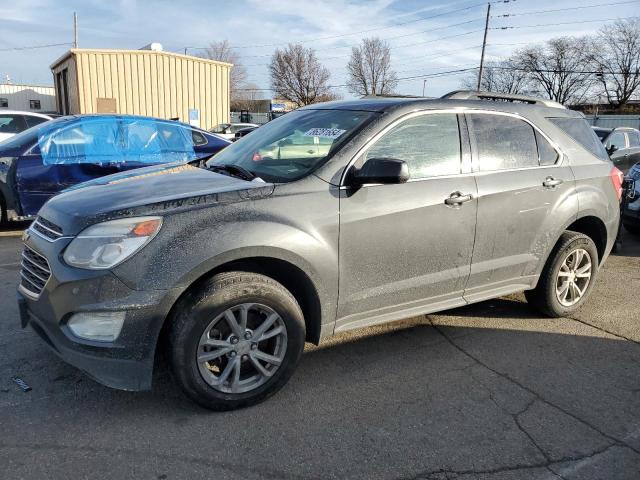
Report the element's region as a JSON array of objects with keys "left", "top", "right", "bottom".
[{"left": 207, "top": 109, "right": 375, "bottom": 182}]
